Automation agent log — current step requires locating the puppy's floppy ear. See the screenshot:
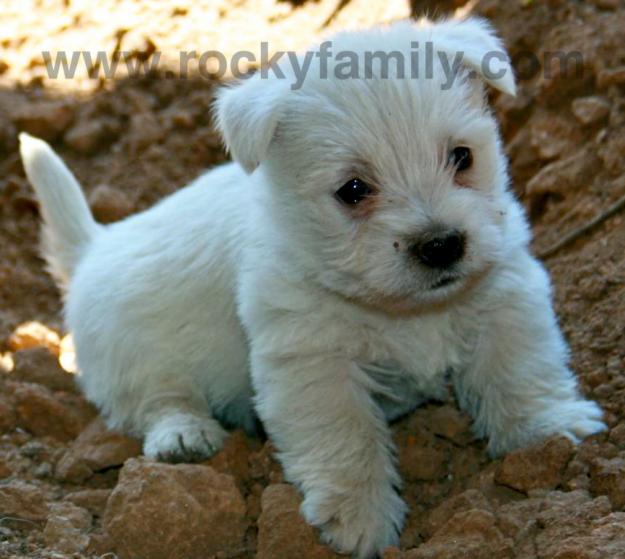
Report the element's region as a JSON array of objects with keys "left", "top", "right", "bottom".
[
  {"left": 214, "top": 74, "right": 289, "bottom": 174},
  {"left": 433, "top": 17, "right": 516, "bottom": 96}
]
